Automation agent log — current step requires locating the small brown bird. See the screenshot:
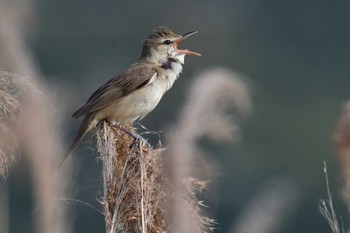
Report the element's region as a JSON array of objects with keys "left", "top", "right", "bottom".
[{"left": 63, "top": 26, "right": 200, "bottom": 163}]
